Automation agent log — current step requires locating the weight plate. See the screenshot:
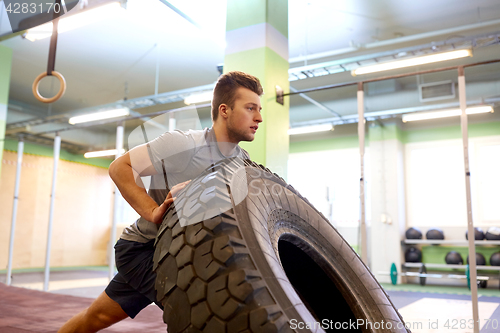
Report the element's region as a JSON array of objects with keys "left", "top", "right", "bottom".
[
  {"left": 419, "top": 264, "right": 427, "bottom": 286},
  {"left": 390, "top": 262, "right": 398, "bottom": 285}
]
